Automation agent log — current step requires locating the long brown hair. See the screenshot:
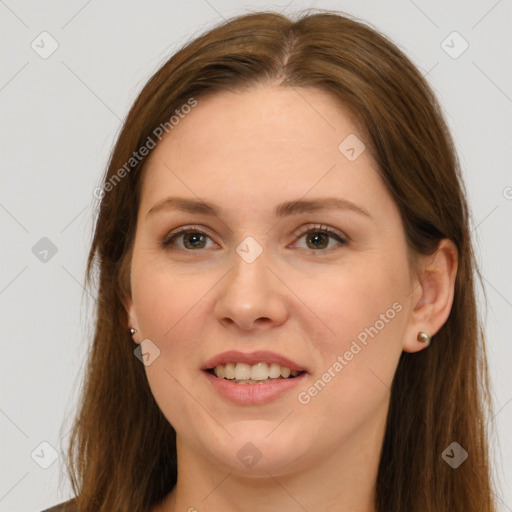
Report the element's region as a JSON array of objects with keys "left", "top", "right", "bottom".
[{"left": 62, "top": 9, "right": 496, "bottom": 511}]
